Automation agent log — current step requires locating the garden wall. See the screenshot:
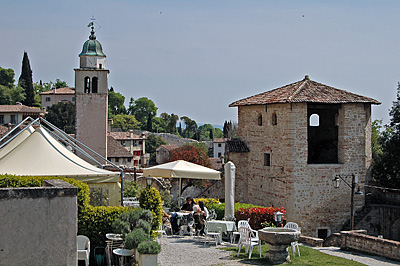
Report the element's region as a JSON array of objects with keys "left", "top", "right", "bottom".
[
  {"left": 341, "top": 231, "right": 400, "bottom": 261},
  {"left": 0, "top": 179, "right": 78, "bottom": 266}
]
